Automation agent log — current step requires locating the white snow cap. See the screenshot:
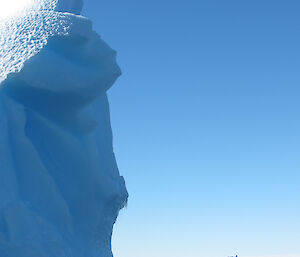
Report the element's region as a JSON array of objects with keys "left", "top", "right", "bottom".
[
  {"left": 0, "top": 0, "right": 85, "bottom": 83},
  {"left": 33, "top": 0, "right": 84, "bottom": 14}
]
